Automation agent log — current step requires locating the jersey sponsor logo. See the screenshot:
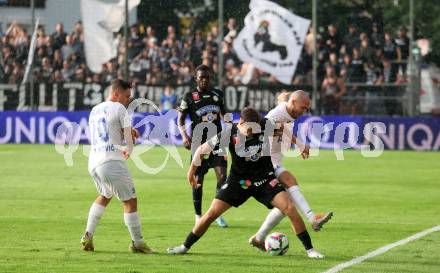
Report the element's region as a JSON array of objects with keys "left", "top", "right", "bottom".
[
  {"left": 254, "top": 178, "right": 269, "bottom": 187},
  {"left": 202, "top": 95, "right": 210, "bottom": 98},
  {"left": 247, "top": 152, "right": 262, "bottom": 162},
  {"left": 209, "top": 135, "right": 220, "bottom": 147},
  {"left": 269, "top": 179, "right": 278, "bottom": 187},
  {"left": 212, "top": 148, "right": 224, "bottom": 155},
  {"left": 207, "top": 113, "right": 215, "bottom": 121},
  {"left": 195, "top": 105, "right": 221, "bottom": 116},
  {"left": 240, "top": 178, "right": 268, "bottom": 188},
  {"left": 236, "top": 143, "right": 263, "bottom": 158},
  {"left": 192, "top": 92, "right": 200, "bottom": 101},
  {"left": 201, "top": 112, "right": 218, "bottom": 122},
  {"left": 239, "top": 179, "right": 252, "bottom": 189}
]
